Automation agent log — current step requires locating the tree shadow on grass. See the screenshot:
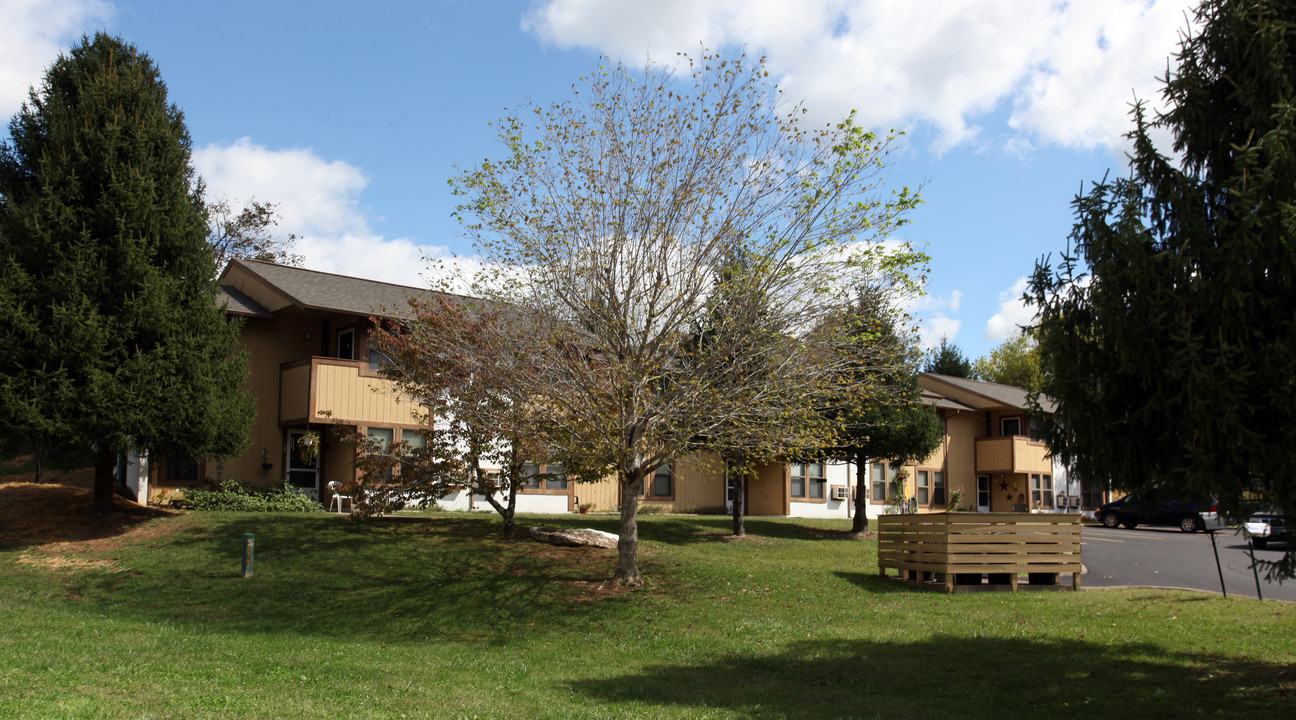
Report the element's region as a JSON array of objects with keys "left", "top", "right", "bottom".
[
  {"left": 833, "top": 570, "right": 934, "bottom": 595},
  {"left": 62, "top": 513, "right": 633, "bottom": 645},
  {"left": 532, "top": 514, "right": 858, "bottom": 546},
  {"left": 569, "top": 635, "right": 1295, "bottom": 719}
]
